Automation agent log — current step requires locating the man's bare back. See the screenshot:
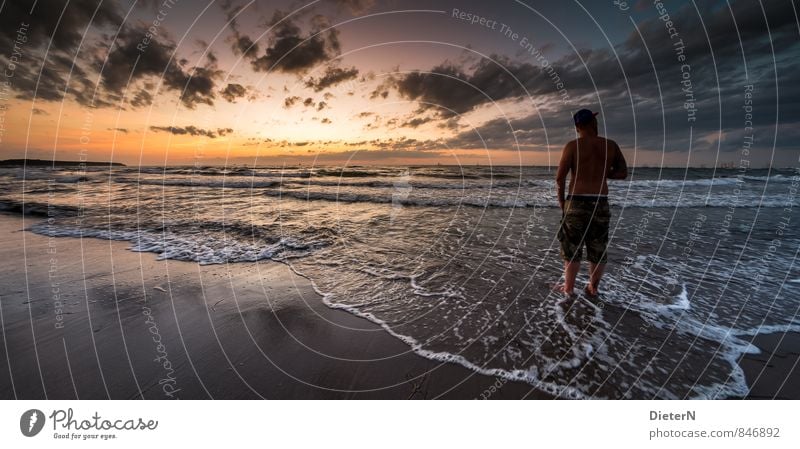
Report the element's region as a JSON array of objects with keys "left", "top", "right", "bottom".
[{"left": 557, "top": 136, "right": 627, "bottom": 198}]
